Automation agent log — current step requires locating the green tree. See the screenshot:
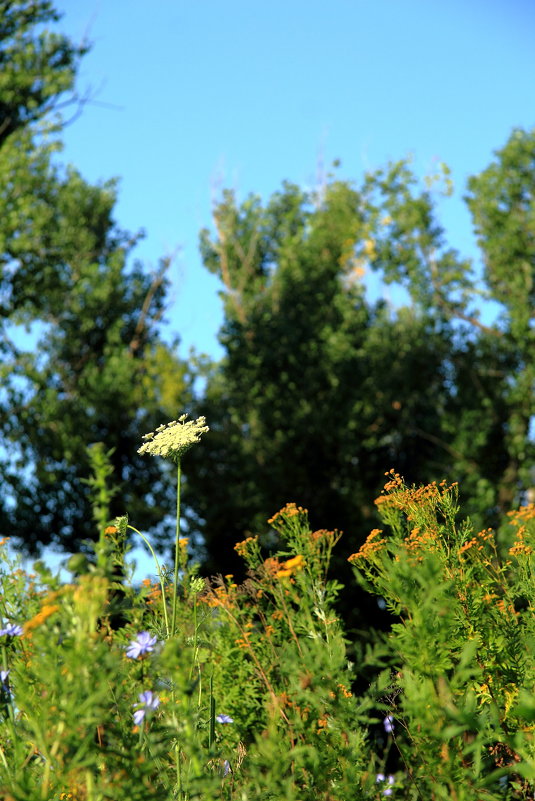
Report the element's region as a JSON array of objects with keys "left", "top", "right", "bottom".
[
  {"left": 184, "top": 181, "right": 456, "bottom": 590},
  {"left": 185, "top": 133, "right": 534, "bottom": 602},
  {"left": 0, "top": 0, "right": 87, "bottom": 146},
  {"left": 363, "top": 135, "right": 534, "bottom": 523},
  {"left": 0, "top": 1, "right": 189, "bottom": 554}
]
